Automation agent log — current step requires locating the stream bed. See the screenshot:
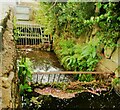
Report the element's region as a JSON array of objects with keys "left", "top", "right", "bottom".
[{"left": 18, "top": 49, "right": 120, "bottom": 109}]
